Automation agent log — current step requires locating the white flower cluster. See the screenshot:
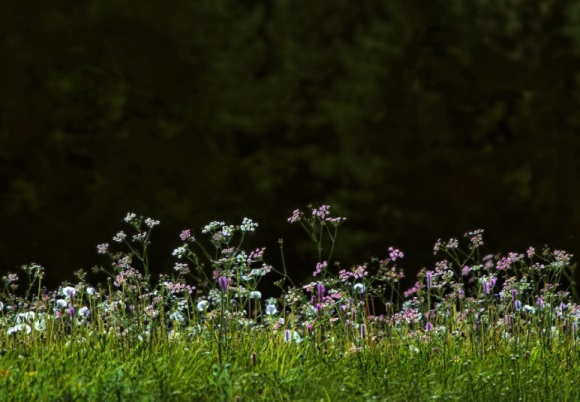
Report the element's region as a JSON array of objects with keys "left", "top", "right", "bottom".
[
  {"left": 240, "top": 218, "right": 258, "bottom": 232},
  {"left": 172, "top": 246, "right": 187, "bottom": 259},
  {"left": 202, "top": 221, "right": 225, "bottom": 234},
  {"left": 221, "top": 225, "right": 235, "bottom": 237},
  {"left": 124, "top": 213, "right": 137, "bottom": 223},
  {"left": 144, "top": 217, "right": 160, "bottom": 228},
  {"left": 113, "top": 231, "right": 127, "bottom": 242}
]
